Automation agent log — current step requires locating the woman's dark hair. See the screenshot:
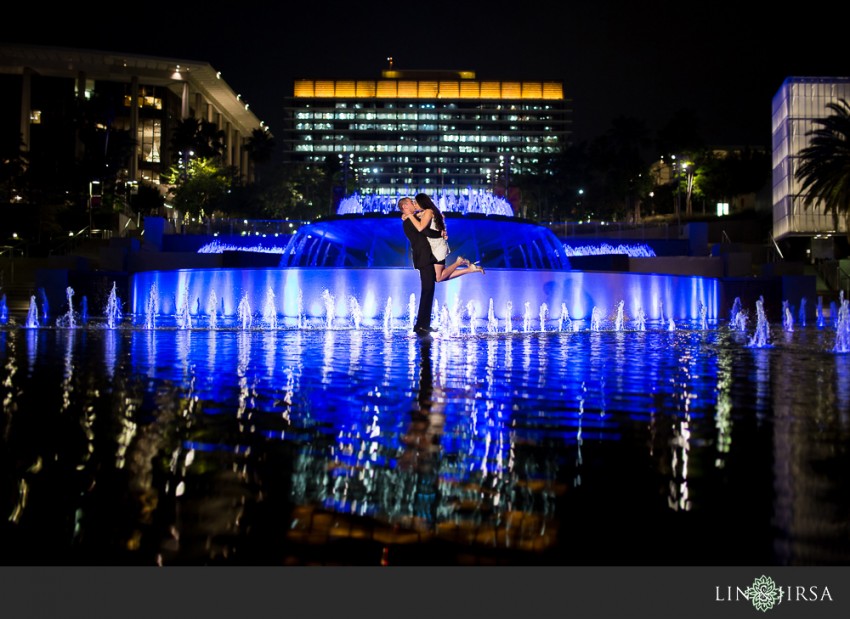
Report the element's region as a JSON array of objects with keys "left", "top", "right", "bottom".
[{"left": 414, "top": 193, "right": 445, "bottom": 231}]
